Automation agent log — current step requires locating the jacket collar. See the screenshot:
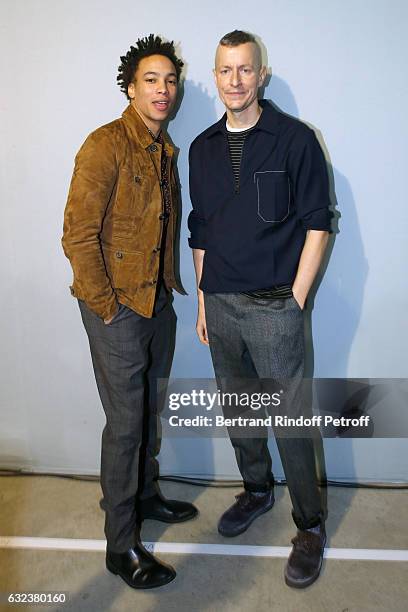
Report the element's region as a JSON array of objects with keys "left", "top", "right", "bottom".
[
  {"left": 205, "top": 99, "right": 281, "bottom": 139},
  {"left": 121, "top": 104, "right": 174, "bottom": 156}
]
